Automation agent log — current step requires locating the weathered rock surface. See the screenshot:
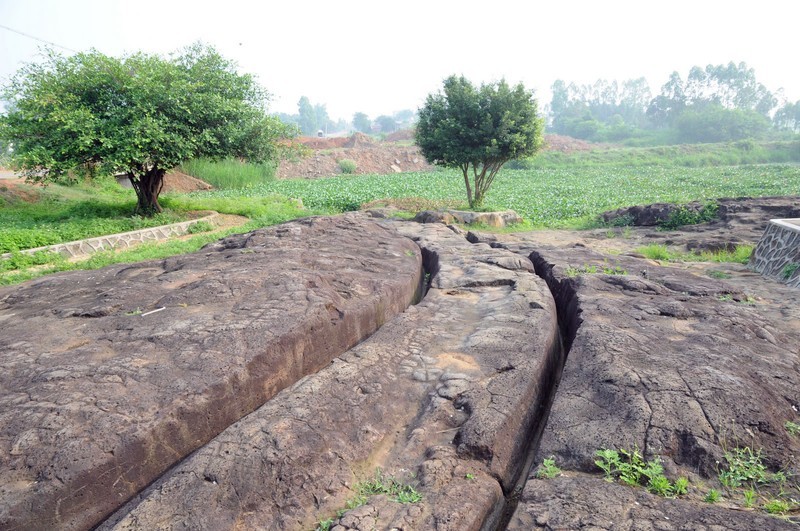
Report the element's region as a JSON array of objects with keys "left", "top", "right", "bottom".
[
  {"left": 0, "top": 214, "right": 423, "bottom": 531},
  {"left": 510, "top": 475, "right": 797, "bottom": 530},
  {"left": 415, "top": 209, "right": 523, "bottom": 228},
  {"left": 470, "top": 227, "right": 800, "bottom": 528},
  {"left": 99, "top": 222, "right": 561, "bottom": 531}
]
